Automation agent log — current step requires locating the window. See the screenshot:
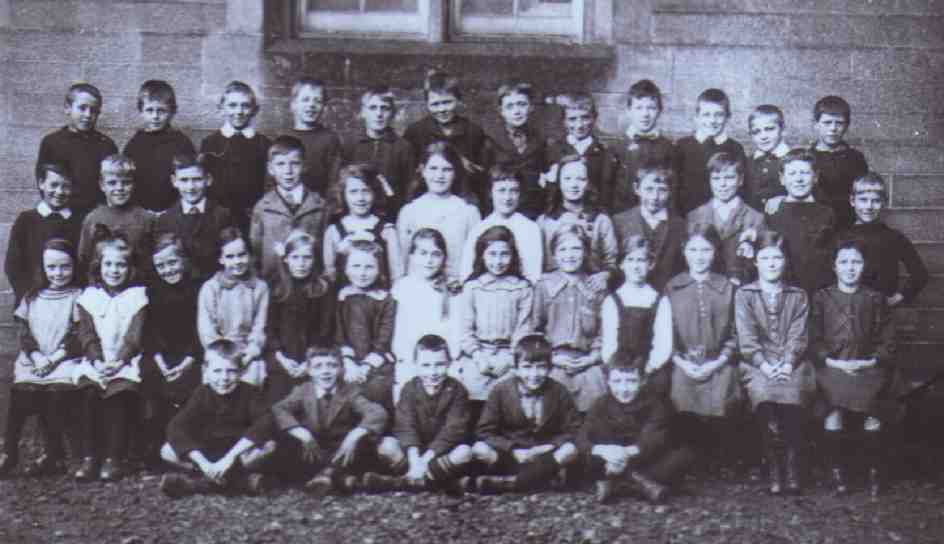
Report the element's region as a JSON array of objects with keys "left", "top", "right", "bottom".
[{"left": 293, "top": 0, "right": 599, "bottom": 43}]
